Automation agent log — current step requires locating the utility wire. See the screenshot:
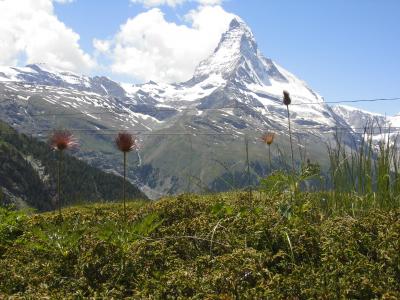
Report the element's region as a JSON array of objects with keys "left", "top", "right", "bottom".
[
  {"left": 2, "top": 93, "right": 400, "bottom": 136},
  {"left": 302, "top": 97, "right": 400, "bottom": 105},
  {"left": 1, "top": 126, "right": 400, "bottom": 136},
  {"left": 2, "top": 125, "right": 398, "bottom": 133},
  {"left": 1, "top": 96, "right": 400, "bottom": 117}
]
